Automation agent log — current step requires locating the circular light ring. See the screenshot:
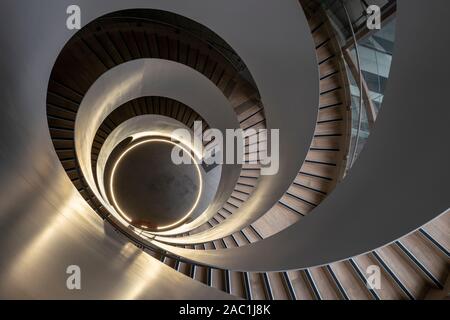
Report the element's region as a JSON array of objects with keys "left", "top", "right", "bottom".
[
  {"left": 109, "top": 138, "right": 203, "bottom": 231},
  {"left": 97, "top": 125, "right": 205, "bottom": 203}
]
